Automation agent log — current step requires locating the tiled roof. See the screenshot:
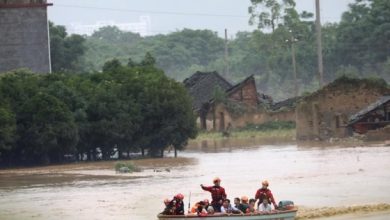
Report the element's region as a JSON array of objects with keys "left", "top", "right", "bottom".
[
  {"left": 183, "top": 71, "right": 232, "bottom": 111},
  {"left": 271, "top": 96, "right": 301, "bottom": 111},
  {"left": 349, "top": 95, "right": 390, "bottom": 124}
]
